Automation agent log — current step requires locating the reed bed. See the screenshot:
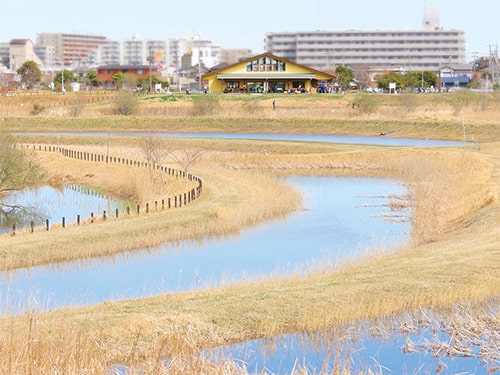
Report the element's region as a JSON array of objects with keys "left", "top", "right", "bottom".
[{"left": 0, "top": 93, "right": 498, "bottom": 374}]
